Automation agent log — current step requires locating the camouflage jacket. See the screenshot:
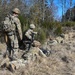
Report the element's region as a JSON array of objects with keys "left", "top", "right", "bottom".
[
  {"left": 11, "top": 15, "right": 22, "bottom": 40},
  {"left": 25, "top": 28, "right": 37, "bottom": 40}
]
